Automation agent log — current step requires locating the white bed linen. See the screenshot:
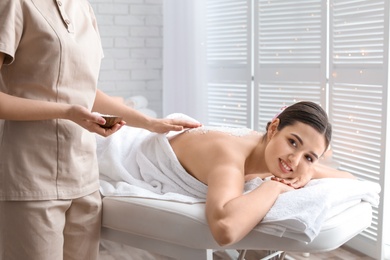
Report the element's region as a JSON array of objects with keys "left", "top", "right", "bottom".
[{"left": 101, "top": 197, "right": 373, "bottom": 256}]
